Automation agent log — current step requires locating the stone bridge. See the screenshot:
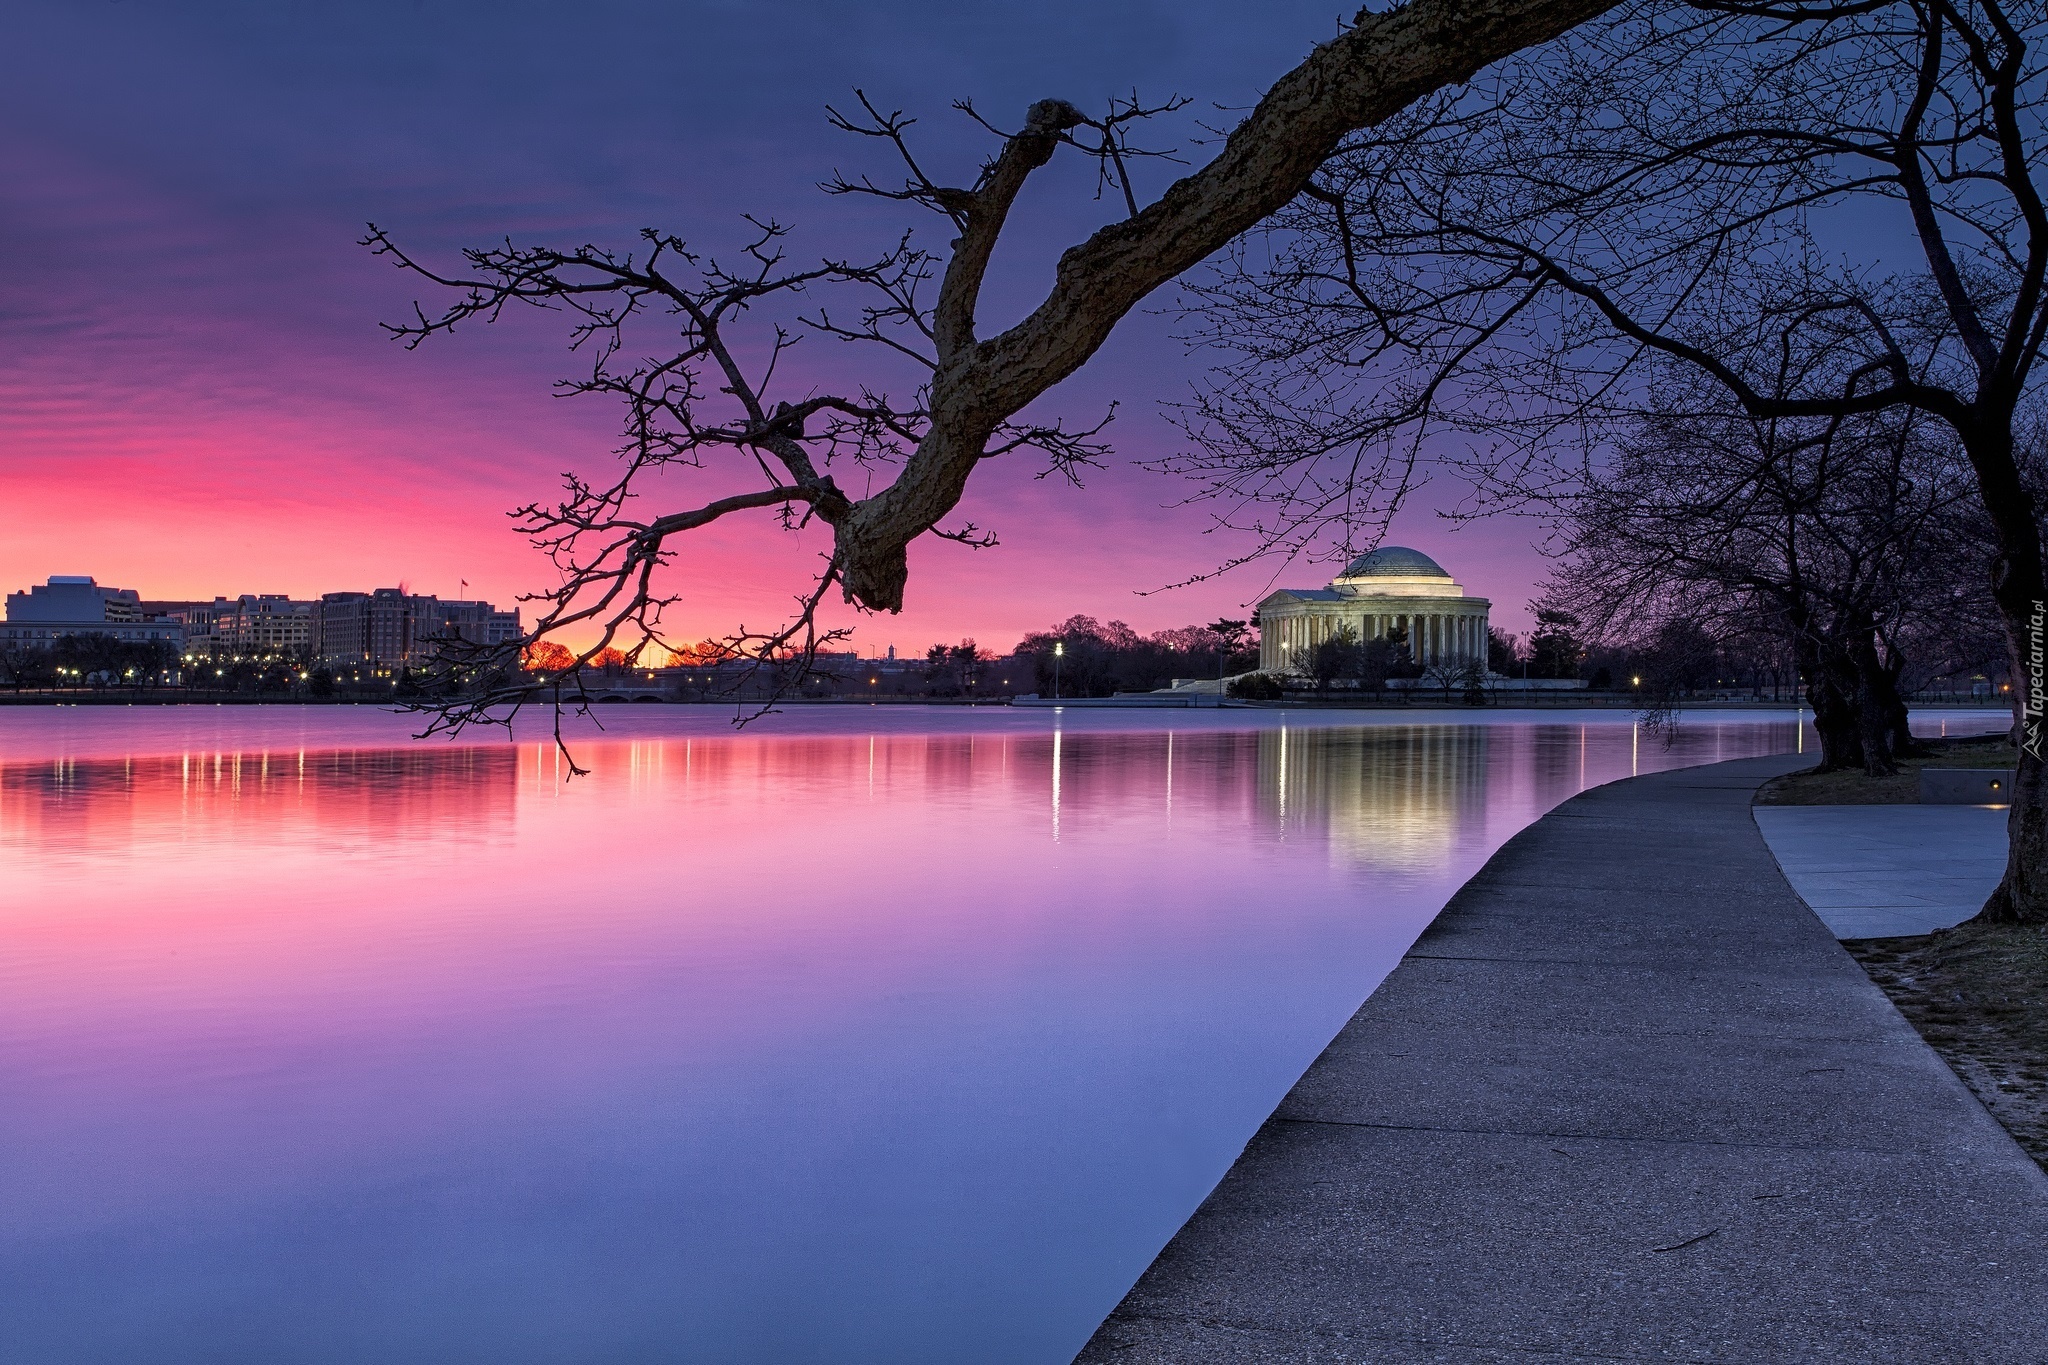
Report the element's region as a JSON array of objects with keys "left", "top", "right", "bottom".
[{"left": 568, "top": 681, "right": 673, "bottom": 704}]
